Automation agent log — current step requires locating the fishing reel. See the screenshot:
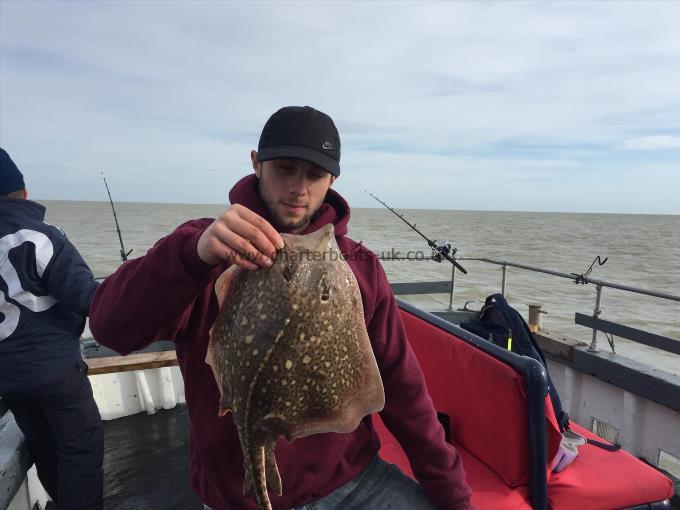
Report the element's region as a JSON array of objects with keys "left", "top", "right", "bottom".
[{"left": 431, "top": 240, "right": 454, "bottom": 263}]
